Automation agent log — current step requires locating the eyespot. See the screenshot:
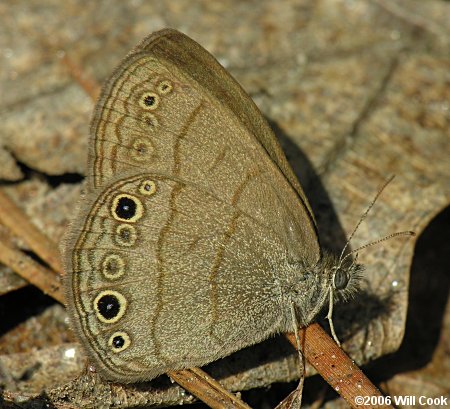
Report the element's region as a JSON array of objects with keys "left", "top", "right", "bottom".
[
  {"left": 334, "top": 269, "right": 349, "bottom": 290},
  {"left": 102, "top": 254, "right": 125, "bottom": 280},
  {"left": 157, "top": 80, "right": 173, "bottom": 95},
  {"left": 139, "top": 92, "right": 159, "bottom": 110},
  {"left": 115, "top": 224, "right": 137, "bottom": 247},
  {"left": 111, "top": 194, "right": 143, "bottom": 222},
  {"left": 139, "top": 179, "right": 156, "bottom": 196},
  {"left": 142, "top": 113, "right": 158, "bottom": 129},
  {"left": 130, "top": 137, "right": 154, "bottom": 161},
  {"left": 94, "top": 290, "right": 127, "bottom": 323},
  {"left": 108, "top": 331, "right": 131, "bottom": 353}
]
